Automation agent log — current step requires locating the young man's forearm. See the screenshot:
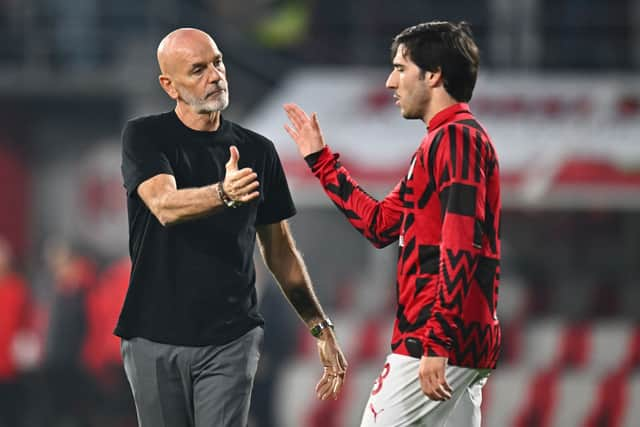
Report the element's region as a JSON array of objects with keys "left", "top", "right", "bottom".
[{"left": 305, "top": 147, "right": 404, "bottom": 248}]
